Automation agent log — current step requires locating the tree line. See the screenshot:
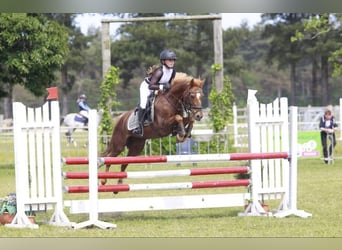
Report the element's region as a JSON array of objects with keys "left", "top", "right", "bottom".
[{"left": 0, "top": 13, "right": 341, "bottom": 119}]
